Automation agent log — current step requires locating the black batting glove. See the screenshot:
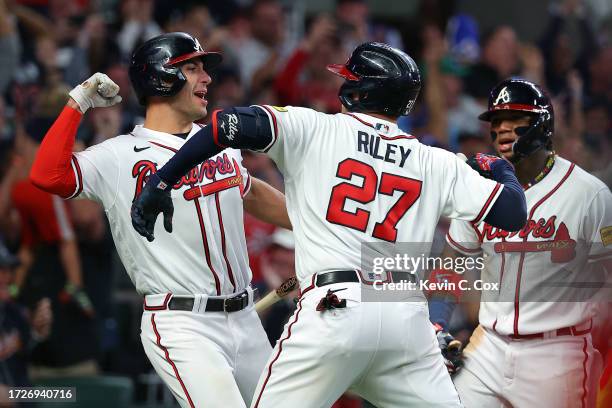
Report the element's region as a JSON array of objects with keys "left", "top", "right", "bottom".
[
  {"left": 131, "top": 173, "right": 174, "bottom": 242},
  {"left": 433, "top": 323, "right": 463, "bottom": 375}
]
